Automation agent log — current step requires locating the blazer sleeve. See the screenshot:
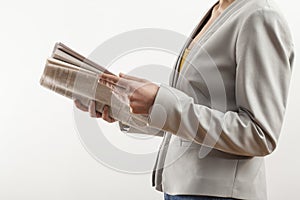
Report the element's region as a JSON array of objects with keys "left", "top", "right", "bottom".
[{"left": 147, "top": 9, "right": 294, "bottom": 156}]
